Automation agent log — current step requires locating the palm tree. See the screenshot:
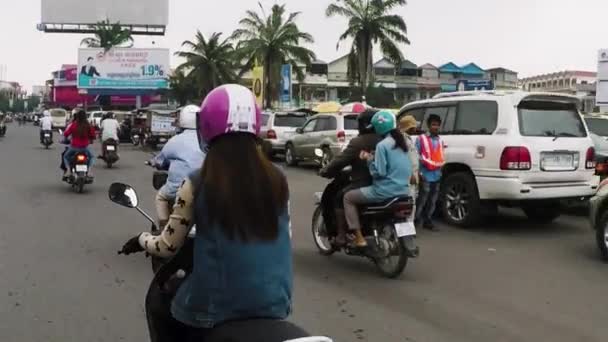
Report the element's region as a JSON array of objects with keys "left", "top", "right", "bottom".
[
  {"left": 326, "top": 0, "right": 410, "bottom": 91},
  {"left": 175, "top": 31, "right": 238, "bottom": 99},
  {"left": 168, "top": 69, "right": 198, "bottom": 106},
  {"left": 80, "top": 19, "right": 134, "bottom": 50},
  {"left": 232, "top": 3, "right": 316, "bottom": 108}
]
